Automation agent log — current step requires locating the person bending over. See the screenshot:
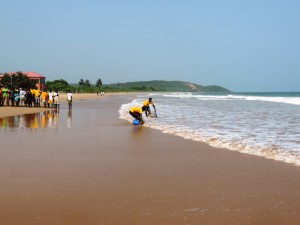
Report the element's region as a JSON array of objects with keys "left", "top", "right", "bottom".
[{"left": 129, "top": 106, "right": 145, "bottom": 125}]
